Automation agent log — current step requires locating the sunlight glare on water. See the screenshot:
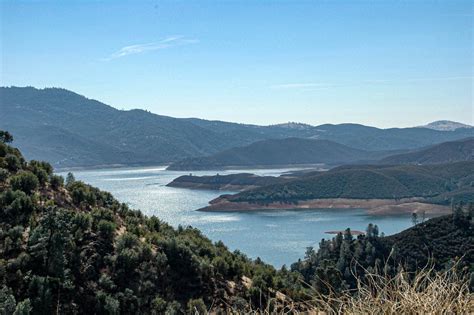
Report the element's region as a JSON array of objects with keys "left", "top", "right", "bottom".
[{"left": 60, "top": 166, "right": 413, "bottom": 267}]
